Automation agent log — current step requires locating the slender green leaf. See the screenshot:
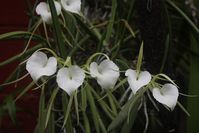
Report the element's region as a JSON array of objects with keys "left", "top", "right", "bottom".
[
  {"left": 62, "top": 92, "right": 74, "bottom": 128},
  {"left": 83, "top": 111, "right": 91, "bottom": 133},
  {"left": 91, "top": 87, "right": 115, "bottom": 120},
  {"left": 74, "top": 90, "right": 79, "bottom": 125},
  {"left": 136, "top": 42, "right": 144, "bottom": 76},
  {"left": 81, "top": 86, "right": 87, "bottom": 112},
  {"left": 74, "top": 16, "right": 99, "bottom": 41},
  {"left": 0, "top": 73, "right": 29, "bottom": 87},
  {"left": 48, "top": 0, "right": 66, "bottom": 58},
  {"left": 187, "top": 33, "right": 199, "bottom": 132},
  {"left": 107, "top": 90, "right": 117, "bottom": 115},
  {"left": 120, "top": 99, "right": 139, "bottom": 133},
  {"left": 166, "top": 0, "right": 199, "bottom": 35},
  {"left": 98, "top": 115, "right": 107, "bottom": 133},
  {"left": 0, "top": 31, "right": 46, "bottom": 42},
  {"left": 177, "top": 101, "right": 190, "bottom": 117},
  {"left": 5, "top": 96, "right": 17, "bottom": 125},
  {"left": 105, "top": 0, "right": 117, "bottom": 42},
  {"left": 108, "top": 86, "right": 148, "bottom": 131},
  {"left": 108, "top": 97, "right": 133, "bottom": 131},
  {"left": 38, "top": 85, "right": 46, "bottom": 133},
  {"left": 45, "top": 88, "right": 59, "bottom": 128},
  {"left": 114, "top": 78, "right": 127, "bottom": 92},
  {"left": 62, "top": 92, "right": 73, "bottom": 133},
  {"left": 0, "top": 44, "right": 42, "bottom": 67},
  {"left": 15, "top": 82, "right": 35, "bottom": 101},
  {"left": 85, "top": 83, "right": 100, "bottom": 133},
  {"left": 48, "top": 111, "right": 55, "bottom": 133}
]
